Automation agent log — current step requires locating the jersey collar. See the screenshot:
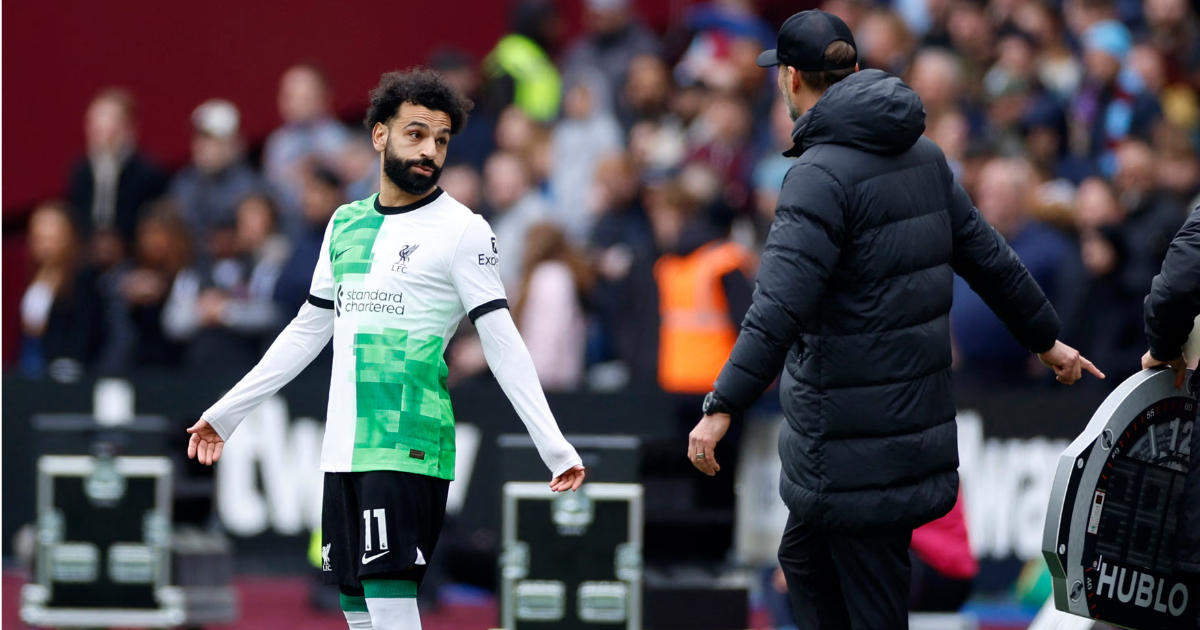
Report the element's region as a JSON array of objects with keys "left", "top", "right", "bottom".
[{"left": 374, "top": 188, "right": 444, "bottom": 215}]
